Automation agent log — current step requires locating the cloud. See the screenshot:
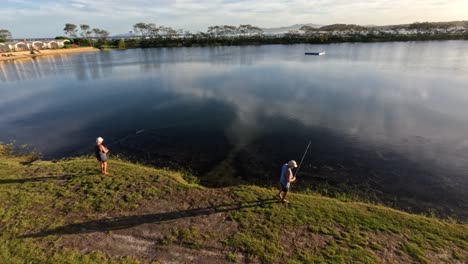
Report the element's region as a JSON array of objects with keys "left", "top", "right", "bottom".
[{"left": 1, "top": 0, "right": 467, "bottom": 38}]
